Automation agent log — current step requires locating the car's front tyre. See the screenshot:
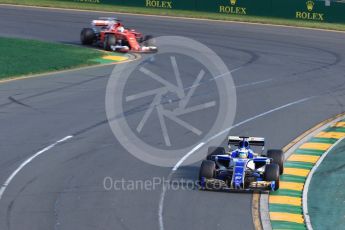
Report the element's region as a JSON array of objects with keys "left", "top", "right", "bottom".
[
  {"left": 142, "top": 35, "right": 155, "bottom": 46},
  {"left": 267, "top": 149, "right": 284, "bottom": 174},
  {"left": 103, "top": 34, "right": 116, "bottom": 51},
  {"left": 199, "top": 160, "right": 216, "bottom": 181}
]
